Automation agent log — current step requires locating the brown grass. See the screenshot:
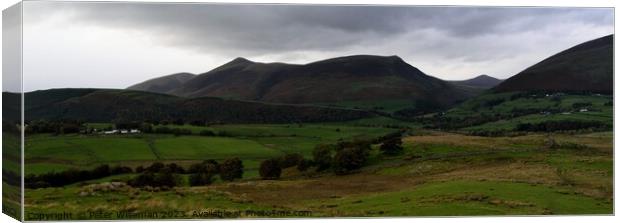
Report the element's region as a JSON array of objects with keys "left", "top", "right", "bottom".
[
  {"left": 428, "top": 162, "right": 562, "bottom": 185},
  {"left": 211, "top": 173, "right": 422, "bottom": 208}
]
